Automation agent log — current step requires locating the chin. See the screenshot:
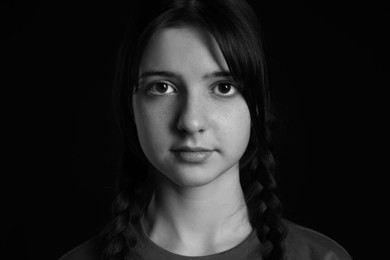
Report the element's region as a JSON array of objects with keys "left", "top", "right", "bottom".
[
  {"left": 156, "top": 163, "right": 238, "bottom": 189},
  {"left": 173, "top": 174, "right": 218, "bottom": 188}
]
